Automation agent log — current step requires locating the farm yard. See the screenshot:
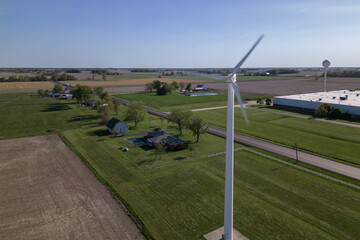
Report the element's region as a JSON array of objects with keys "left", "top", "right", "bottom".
[
  {"left": 0, "top": 135, "right": 144, "bottom": 240},
  {"left": 0, "top": 92, "right": 359, "bottom": 239}
]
